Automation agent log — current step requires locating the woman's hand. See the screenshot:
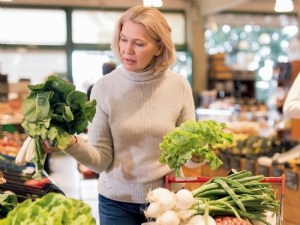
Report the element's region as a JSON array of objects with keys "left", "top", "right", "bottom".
[
  {"left": 42, "top": 136, "right": 77, "bottom": 153},
  {"left": 191, "top": 155, "right": 200, "bottom": 163}
]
